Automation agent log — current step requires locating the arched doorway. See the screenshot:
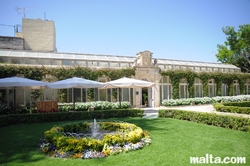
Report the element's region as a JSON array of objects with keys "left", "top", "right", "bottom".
[
  {"left": 142, "top": 87, "right": 148, "bottom": 106},
  {"left": 141, "top": 78, "right": 153, "bottom": 107}
]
